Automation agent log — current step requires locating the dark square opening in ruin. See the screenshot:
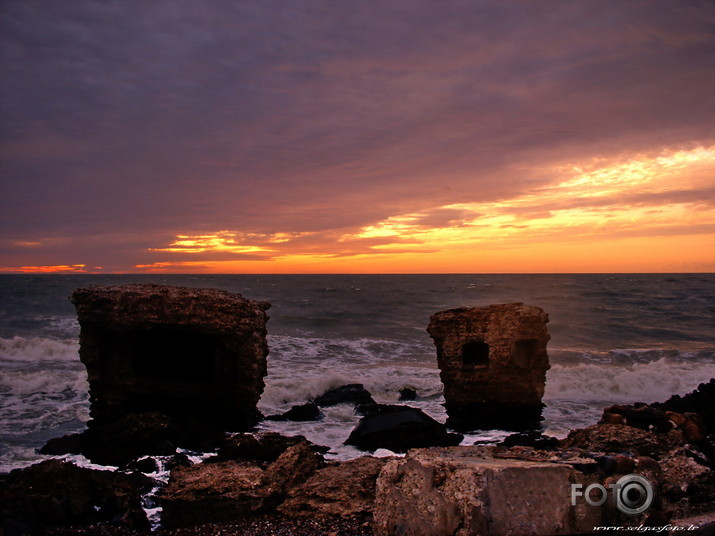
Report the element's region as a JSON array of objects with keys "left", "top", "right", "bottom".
[
  {"left": 461, "top": 341, "right": 489, "bottom": 368},
  {"left": 130, "top": 328, "right": 218, "bottom": 382},
  {"left": 510, "top": 338, "right": 537, "bottom": 368}
]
